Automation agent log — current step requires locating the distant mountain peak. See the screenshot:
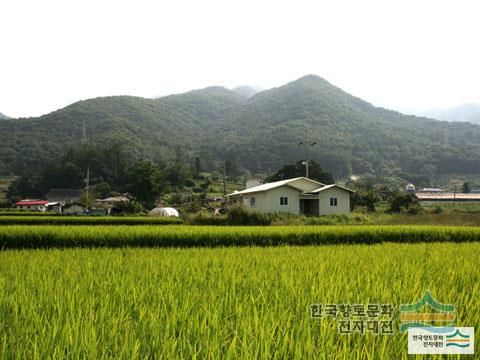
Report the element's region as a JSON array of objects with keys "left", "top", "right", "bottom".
[
  {"left": 0, "top": 112, "right": 10, "bottom": 119},
  {"left": 231, "top": 85, "right": 262, "bottom": 98},
  {"left": 418, "top": 103, "right": 480, "bottom": 125},
  {"left": 293, "top": 74, "right": 332, "bottom": 85}
]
